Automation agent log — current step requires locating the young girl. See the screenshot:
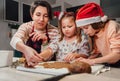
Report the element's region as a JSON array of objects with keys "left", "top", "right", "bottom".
[
  {"left": 75, "top": 2, "right": 120, "bottom": 67},
  {"left": 39, "top": 12, "right": 90, "bottom": 62}
]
